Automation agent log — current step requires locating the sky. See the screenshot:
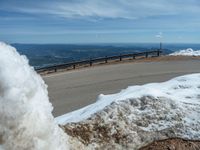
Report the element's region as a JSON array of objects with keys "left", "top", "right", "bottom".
[{"left": 0, "top": 0, "right": 200, "bottom": 44}]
